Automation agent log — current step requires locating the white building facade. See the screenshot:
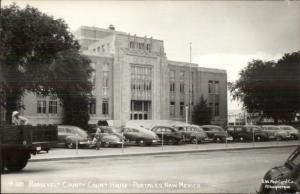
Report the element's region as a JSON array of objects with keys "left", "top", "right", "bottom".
[{"left": 21, "top": 26, "right": 228, "bottom": 127}]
